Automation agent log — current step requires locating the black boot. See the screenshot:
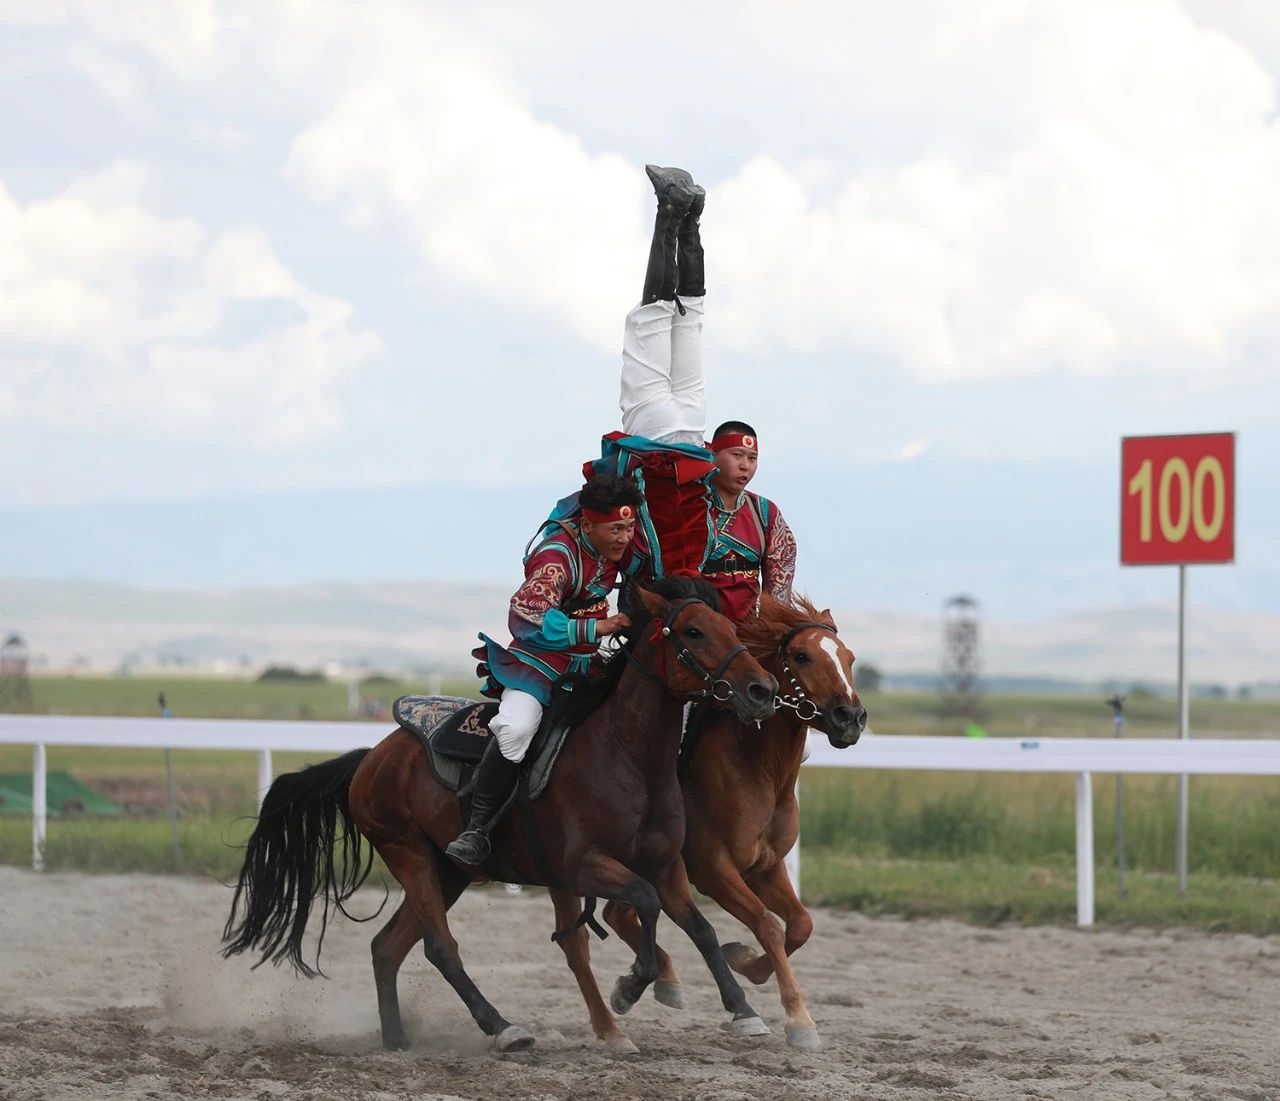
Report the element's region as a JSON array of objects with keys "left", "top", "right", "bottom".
[
  {"left": 642, "top": 164, "right": 699, "bottom": 304},
  {"left": 445, "top": 737, "right": 520, "bottom": 865},
  {"left": 677, "top": 185, "right": 705, "bottom": 298}
]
